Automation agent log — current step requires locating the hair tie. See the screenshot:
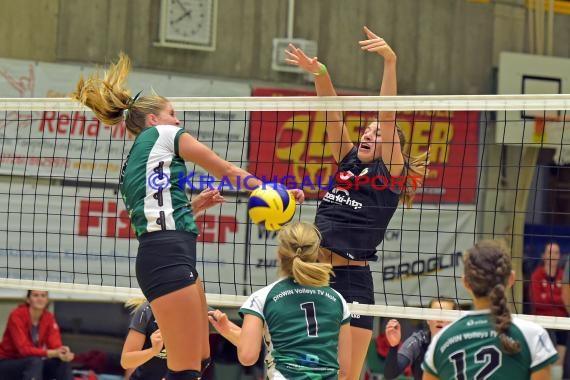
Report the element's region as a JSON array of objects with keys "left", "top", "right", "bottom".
[
  {"left": 131, "top": 90, "right": 143, "bottom": 104},
  {"left": 124, "top": 90, "right": 142, "bottom": 120},
  {"left": 295, "top": 247, "right": 302, "bottom": 257}
]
